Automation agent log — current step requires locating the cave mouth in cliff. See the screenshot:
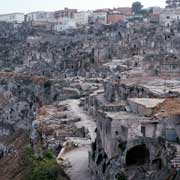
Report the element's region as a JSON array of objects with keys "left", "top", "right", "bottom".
[{"left": 126, "top": 144, "right": 150, "bottom": 166}]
